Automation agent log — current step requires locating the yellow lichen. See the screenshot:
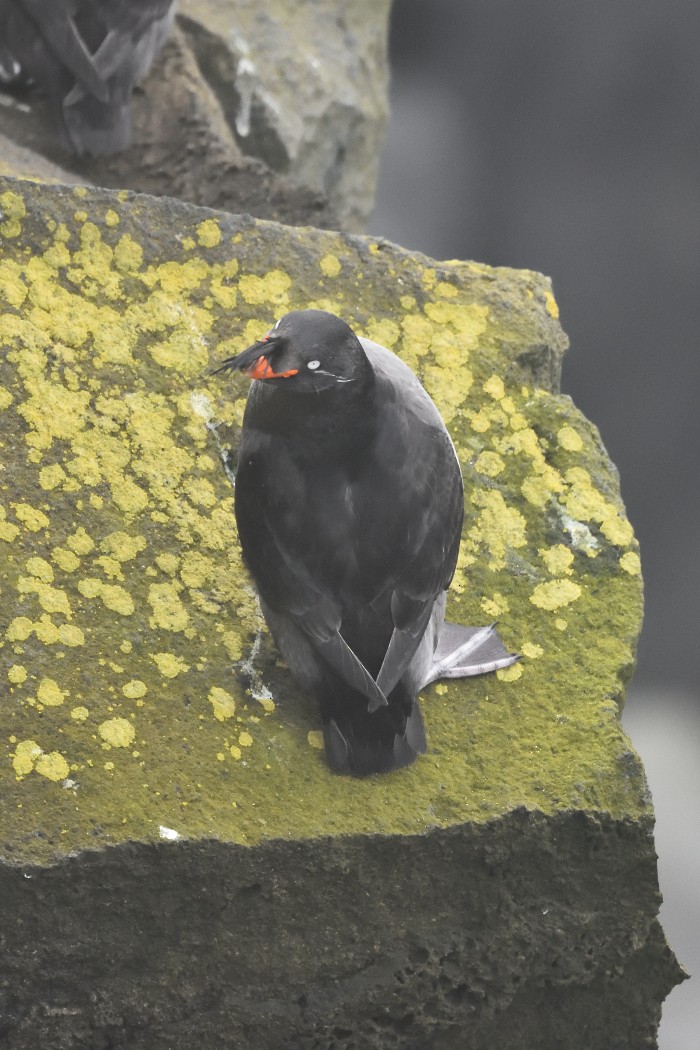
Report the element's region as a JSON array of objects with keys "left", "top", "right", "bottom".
[
  {"left": 122, "top": 680, "right": 147, "bottom": 699},
  {"left": 319, "top": 254, "right": 341, "bottom": 278},
  {"left": 66, "top": 527, "right": 94, "bottom": 555},
  {"left": 148, "top": 582, "right": 188, "bottom": 632},
  {"left": 544, "top": 289, "right": 559, "bottom": 319},
  {"left": 12, "top": 504, "right": 49, "bottom": 532},
  {"left": 37, "top": 678, "right": 66, "bottom": 707},
  {"left": 220, "top": 630, "right": 242, "bottom": 661},
  {"left": 0, "top": 518, "right": 20, "bottom": 542},
  {"left": 521, "top": 470, "right": 564, "bottom": 508},
  {"left": 100, "top": 532, "right": 147, "bottom": 562},
  {"left": 564, "top": 467, "right": 634, "bottom": 547},
  {"left": 540, "top": 544, "right": 574, "bottom": 576},
  {"left": 238, "top": 731, "right": 253, "bottom": 748},
  {"left": 179, "top": 551, "right": 213, "bottom": 589},
  {"left": 38, "top": 464, "right": 66, "bottom": 490},
  {"left": 600, "top": 515, "right": 634, "bottom": 547},
  {"left": 98, "top": 718, "right": 135, "bottom": 748},
  {"left": 496, "top": 663, "right": 522, "bottom": 682},
  {"left": 209, "top": 687, "right": 236, "bottom": 722},
  {"left": 79, "top": 578, "right": 134, "bottom": 616},
  {"left": 483, "top": 375, "right": 505, "bottom": 401},
  {"left": 521, "top": 642, "right": 544, "bottom": 660},
  {"left": 151, "top": 652, "right": 189, "bottom": 678},
  {"left": 99, "top": 584, "right": 134, "bottom": 615},
  {"left": 58, "top": 624, "right": 85, "bottom": 646},
  {"left": 35, "top": 751, "right": 70, "bottom": 782},
  {"left": 6, "top": 616, "right": 33, "bottom": 641},
  {"left": 113, "top": 233, "right": 143, "bottom": 273},
  {"left": 196, "top": 219, "right": 222, "bottom": 248},
  {"left": 77, "top": 578, "right": 101, "bottom": 599},
  {"left": 95, "top": 555, "right": 123, "bottom": 579},
  {"left": 364, "top": 317, "right": 400, "bottom": 349},
  {"left": 0, "top": 189, "right": 26, "bottom": 238},
  {"left": 156, "top": 553, "right": 180, "bottom": 575},
  {"left": 17, "top": 576, "right": 72, "bottom": 617},
  {"left": 70, "top": 706, "right": 90, "bottom": 721},
  {"left": 619, "top": 551, "right": 641, "bottom": 575},
  {"left": 26, "top": 556, "right": 54, "bottom": 582},
  {"left": 469, "top": 409, "right": 491, "bottom": 434},
  {"left": 33, "top": 616, "right": 59, "bottom": 644},
  {"left": 238, "top": 270, "right": 291, "bottom": 306},
  {"left": 307, "top": 731, "right": 324, "bottom": 750},
  {"left": 7, "top": 664, "right": 26, "bottom": 684},
  {"left": 557, "top": 425, "right": 583, "bottom": 452},
  {"left": 474, "top": 451, "right": 505, "bottom": 478},
  {"left": 0, "top": 260, "right": 26, "bottom": 309},
  {"left": 481, "top": 592, "right": 510, "bottom": 618},
  {"left": 530, "top": 579, "right": 582, "bottom": 611},
  {"left": 469, "top": 490, "right": 527, "bottom": 567},
  {"left": 12, "top": 739, "right": 42, "bottom": 777}
]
